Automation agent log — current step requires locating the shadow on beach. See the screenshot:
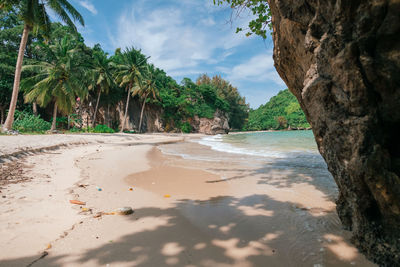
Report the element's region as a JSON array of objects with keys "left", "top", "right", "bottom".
[{"left": 0, "top": 193, "right": 372, "bottom": 267}]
